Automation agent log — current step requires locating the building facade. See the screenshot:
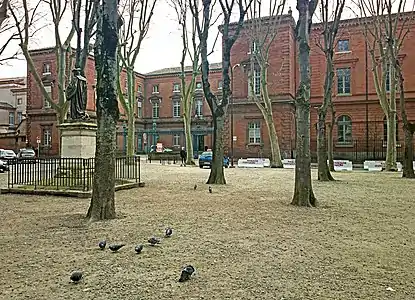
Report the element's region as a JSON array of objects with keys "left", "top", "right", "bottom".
[
  {"left": 0, "top": 77, "right": 27, "bottom": 150},
  {"left": 24, "top": 13, "right": 415, "bottom": 160}
]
